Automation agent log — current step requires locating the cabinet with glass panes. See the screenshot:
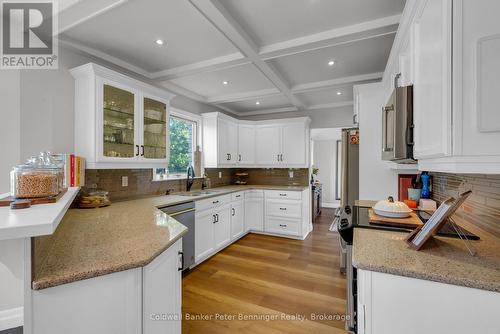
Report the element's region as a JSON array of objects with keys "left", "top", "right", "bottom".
[{"left": 71, "top": 63, "right": 174, "bottom": 168}]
